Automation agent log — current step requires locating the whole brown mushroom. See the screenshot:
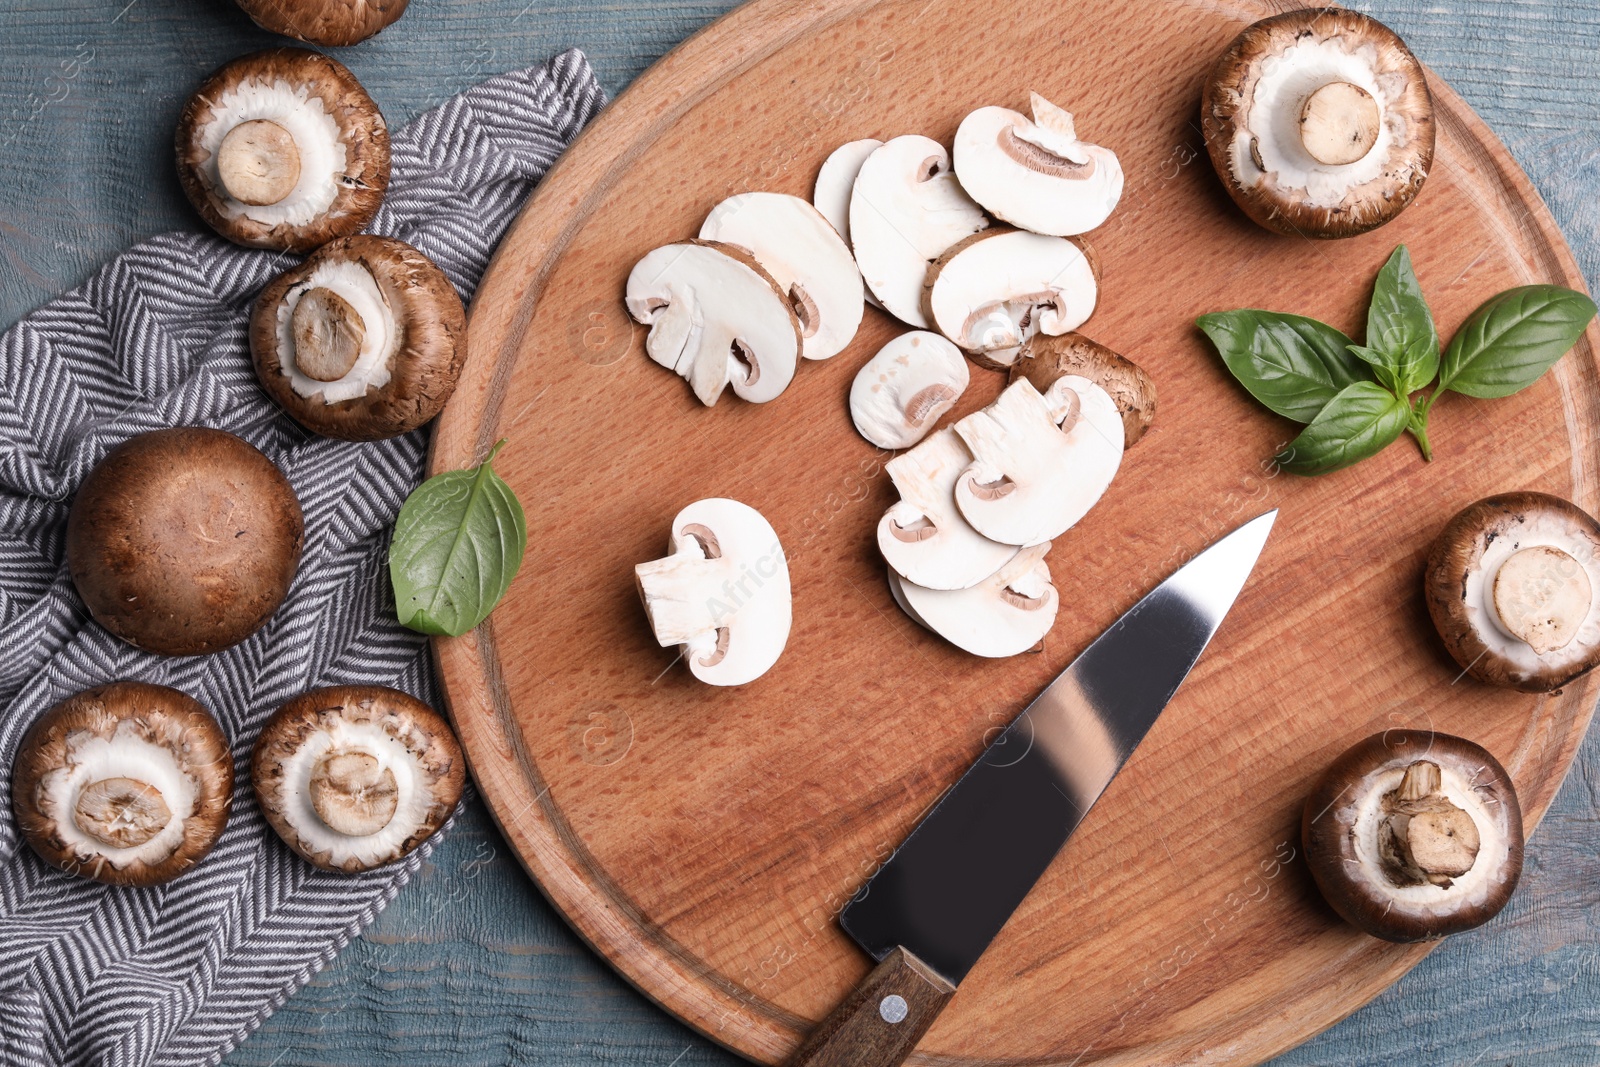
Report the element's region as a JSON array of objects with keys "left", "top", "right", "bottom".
[
  {"left": 11, "top": 682, "right": 234, "bottom": 887},
  {"left": 235, "top": 0, "right": 410, "bottom": 47},
  {"left": 250, "top": 235, "right": 467, "bottom": 440},
  {"left": 1007, "top": 332, "right": 1157, "bottom": 447},
  {"left": 1303, "top": 730, "right": 1523, "bottom": 942},
  {"left": 67, "top": 428, "right": 304, "bottom": 656},
  {"left": 175, "top": 49, "right": 390, "bottom": 253}
]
